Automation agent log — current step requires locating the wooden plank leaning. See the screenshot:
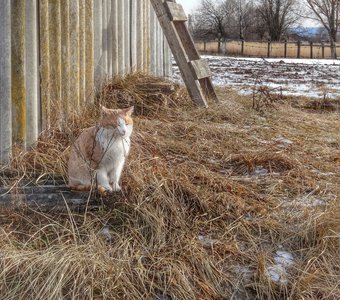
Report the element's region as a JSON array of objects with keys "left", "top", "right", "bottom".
[{"left": 150, "top": 0, "right": 218, "bottom": 107}]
